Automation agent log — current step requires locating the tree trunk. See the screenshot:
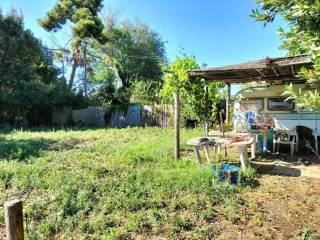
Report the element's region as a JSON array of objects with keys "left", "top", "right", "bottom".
[
  {"left": 69, "top": 61, "right": 78, "bottom": 89},
  {"left": 174, "top": 89, "right": 180, "bottom": 160}
]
